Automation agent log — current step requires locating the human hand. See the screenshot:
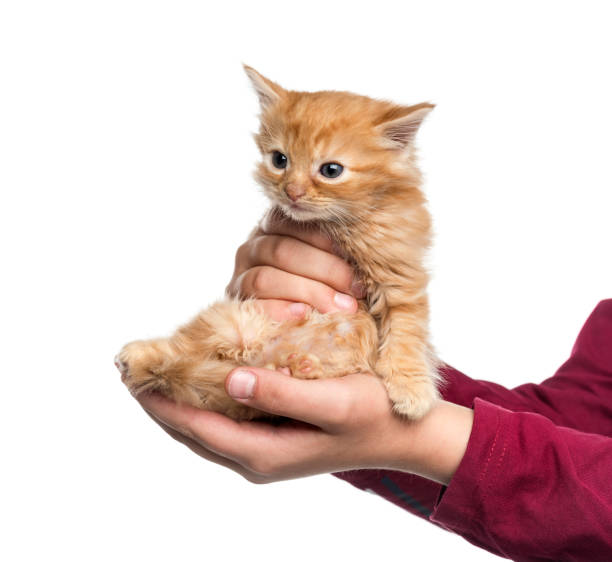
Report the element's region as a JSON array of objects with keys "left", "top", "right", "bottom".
[
  {"left": 139, "top": 215, "right": 473, "bottom": 485},
  {"left": 226, "top": 212, "right": 365, "bottom": 321},
  {"left": 139, "top": 368, "right": 403, "bottom": 483},
  {"left": 138, "top": 368, "right": 473, "bottom": 485}
]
